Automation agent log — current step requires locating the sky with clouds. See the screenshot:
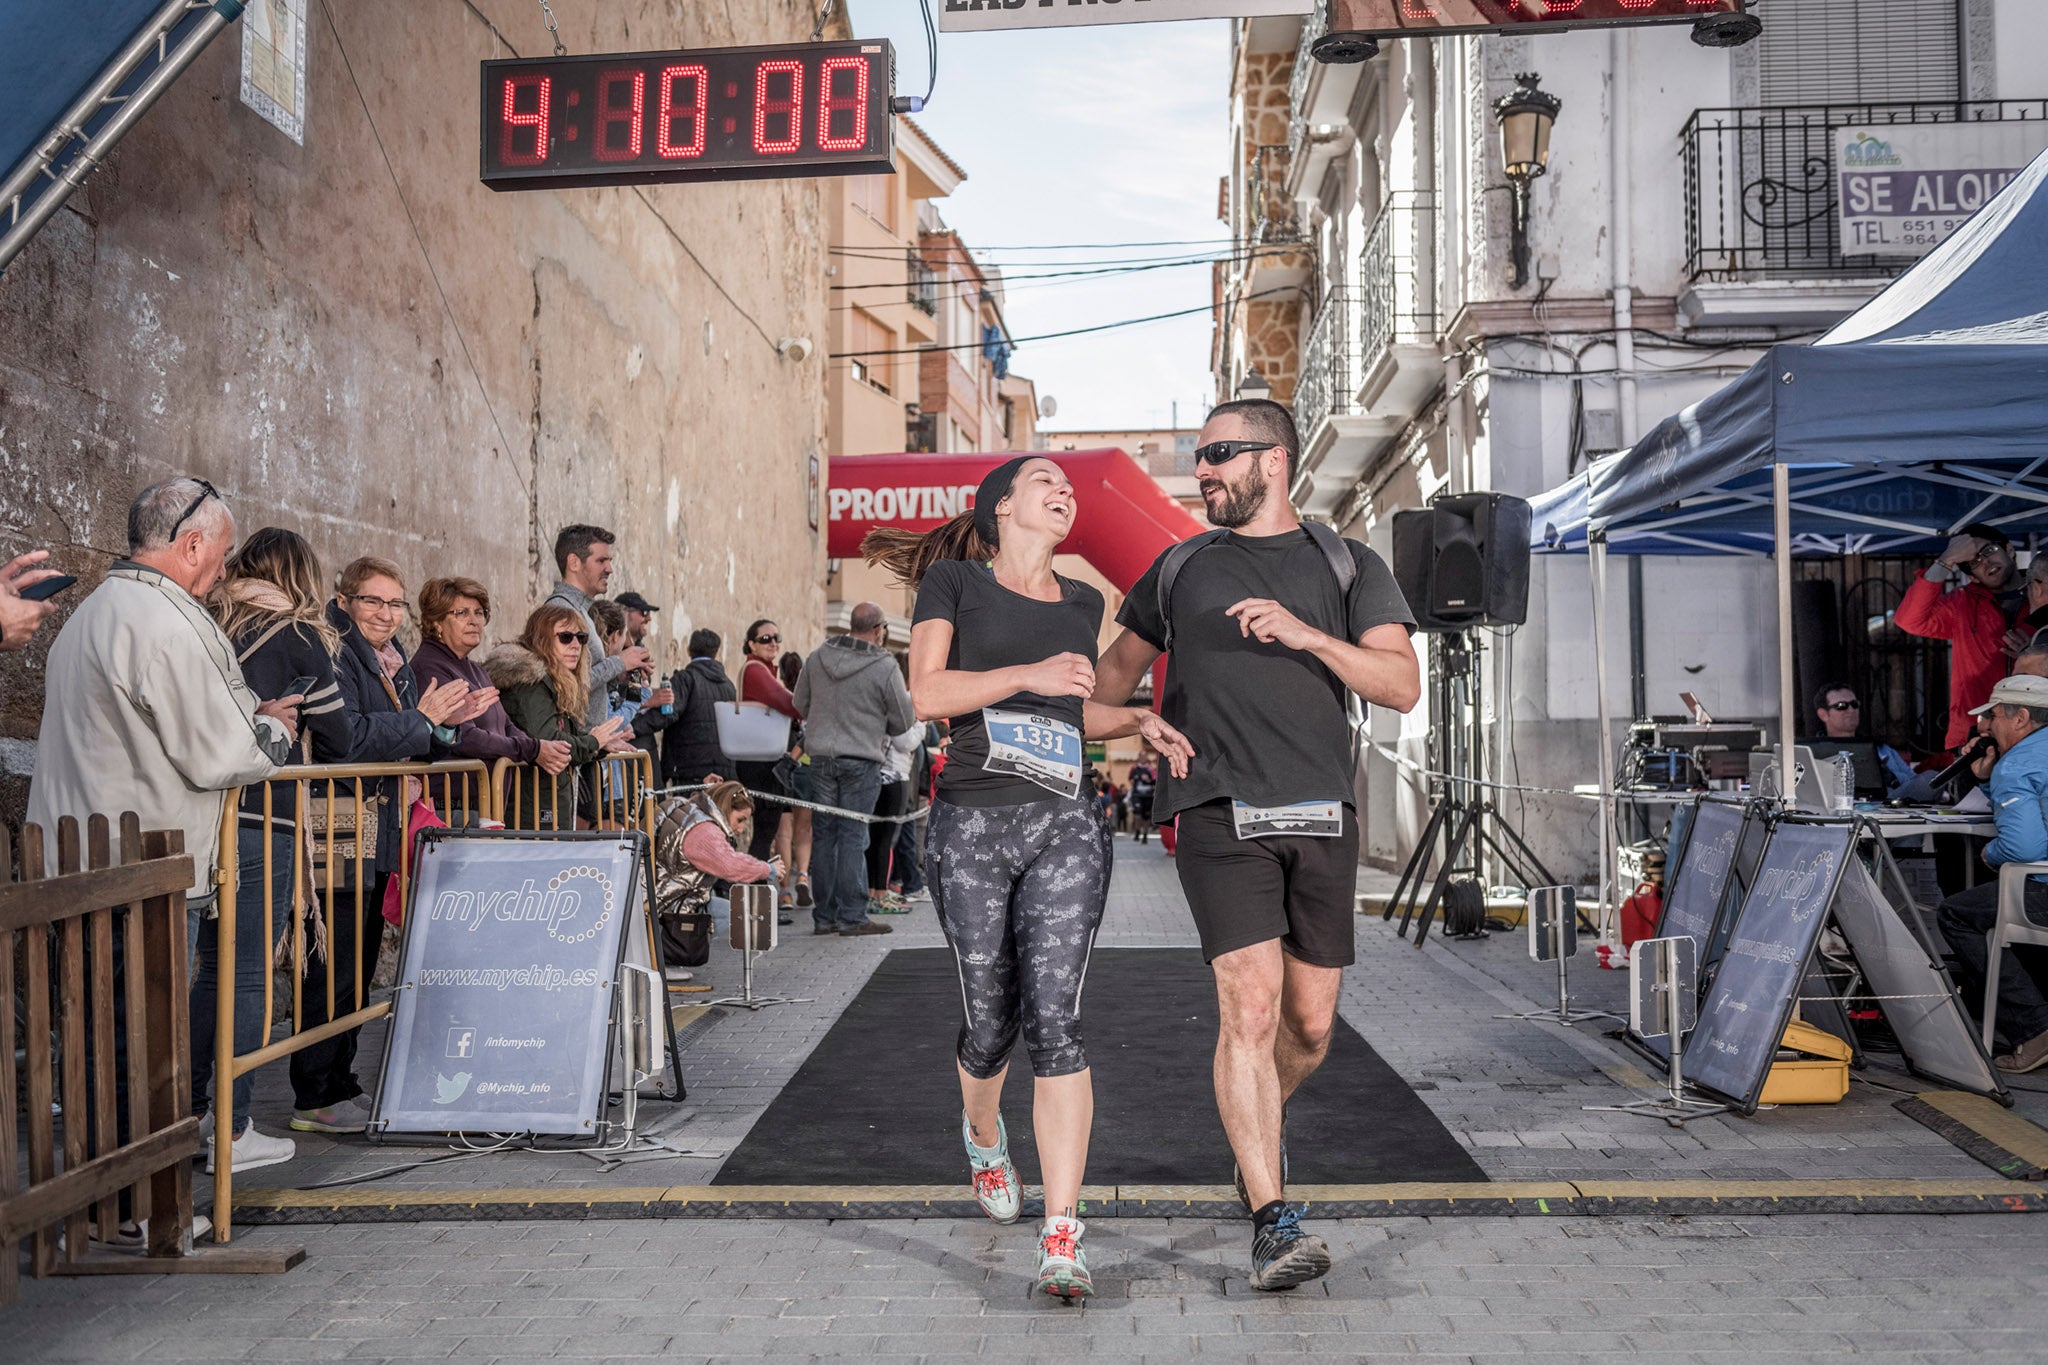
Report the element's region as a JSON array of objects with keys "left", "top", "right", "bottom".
[{"left": 847, "top": 3, "right": 1233, "bottom": 434}]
